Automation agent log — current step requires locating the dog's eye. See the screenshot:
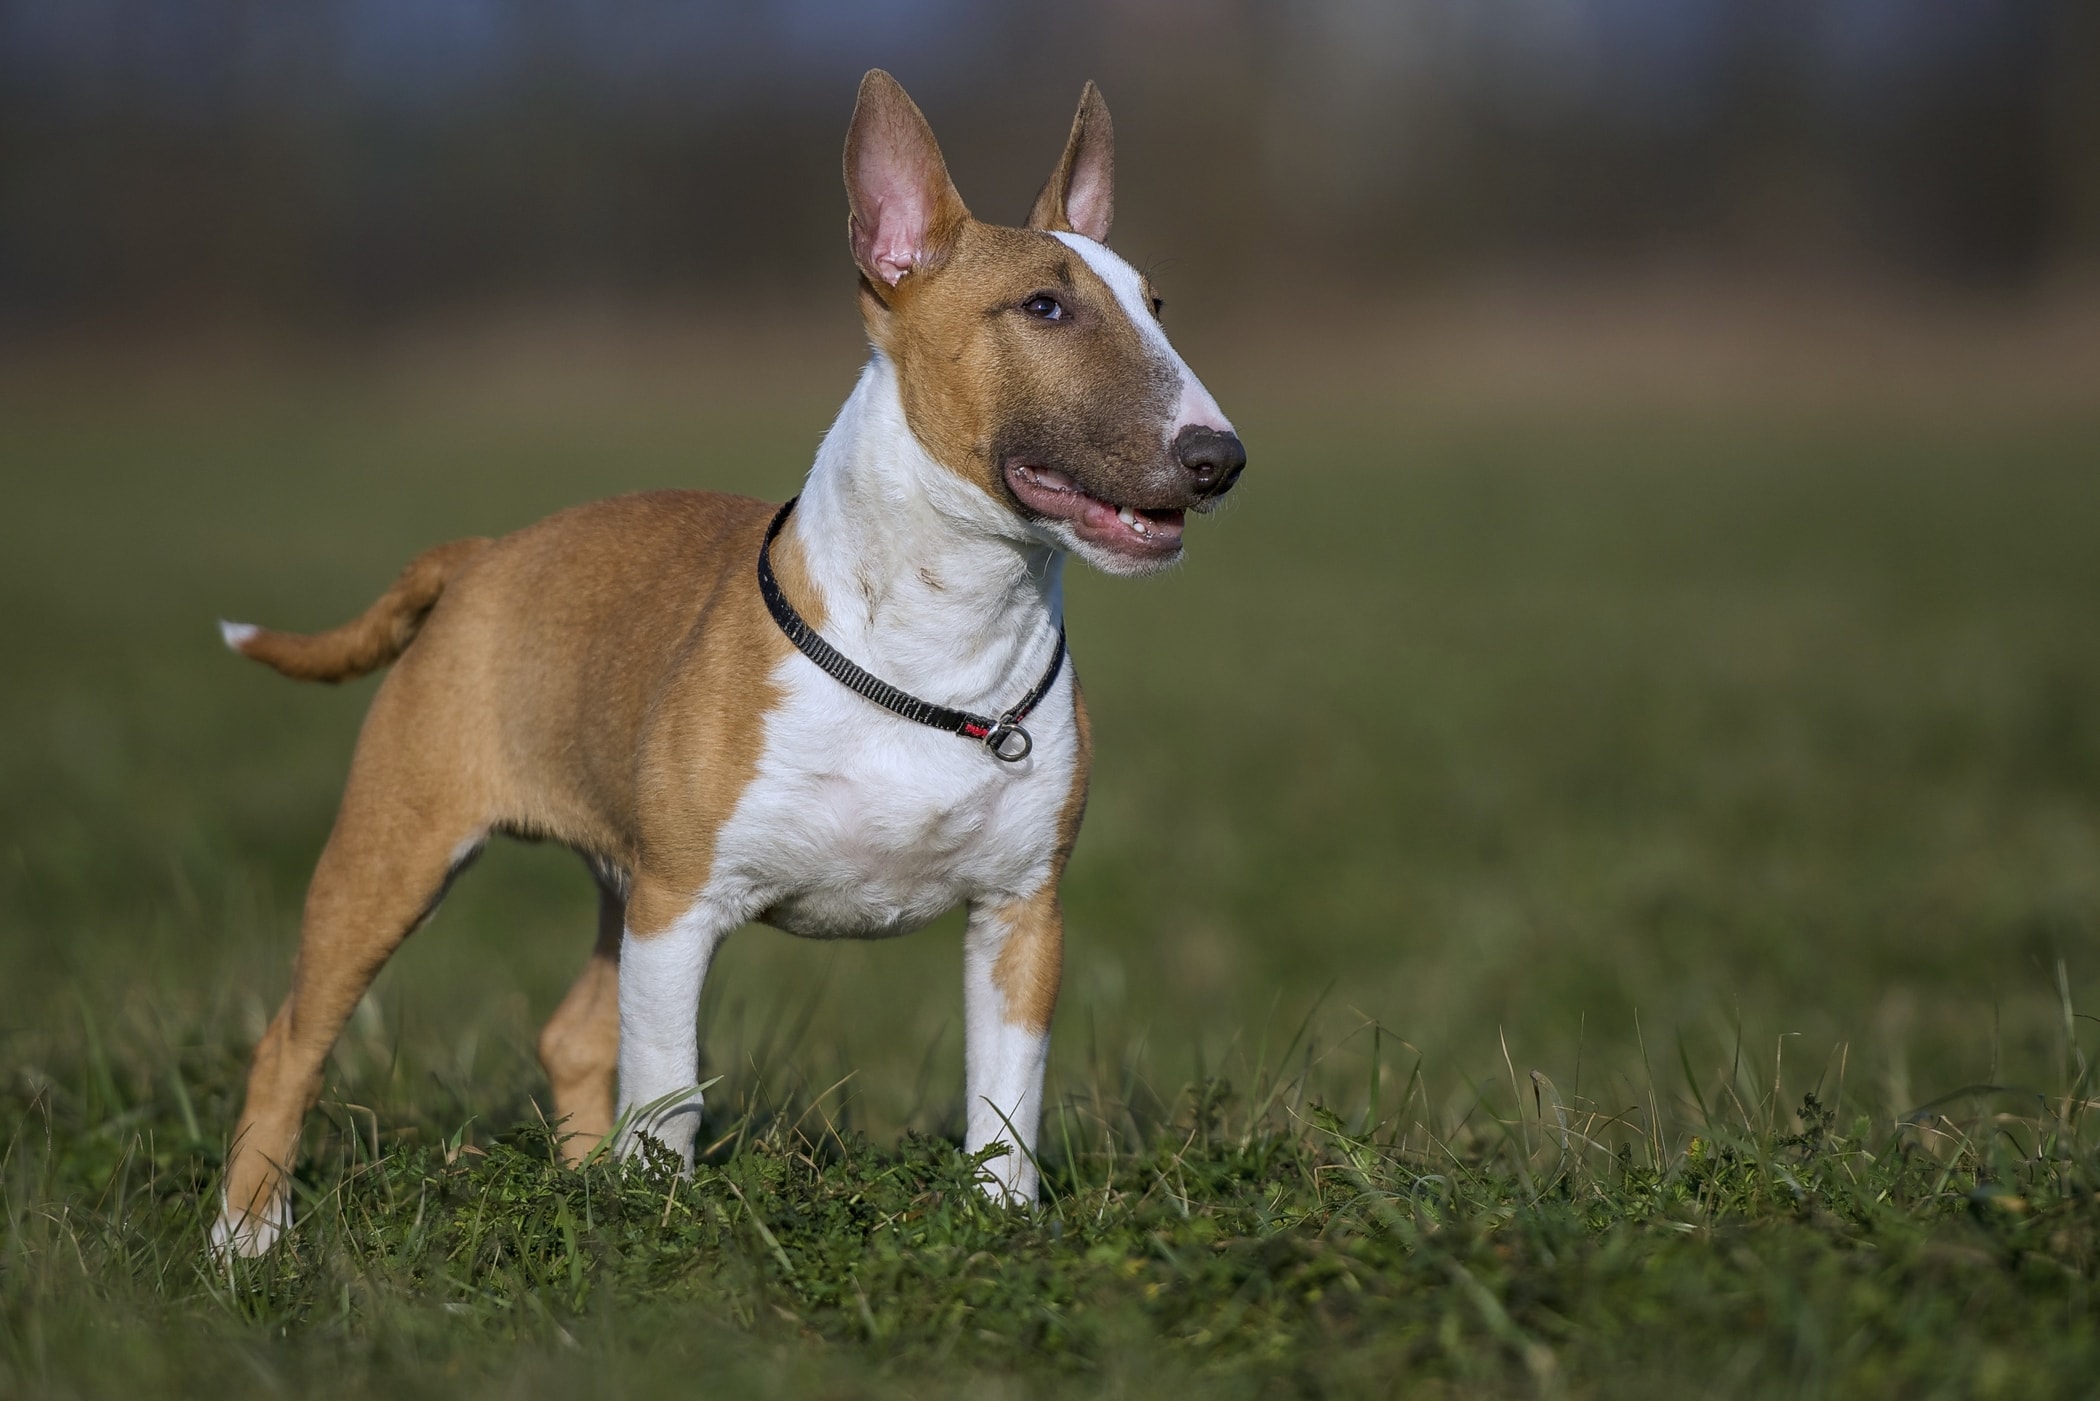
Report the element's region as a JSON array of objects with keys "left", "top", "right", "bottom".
[
  {"left": 1150, "top": 295, "right": 1165, "bottom": 318},
  {"left": 1021, "top": 295, "right": 1064, "bottom": 321}
]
